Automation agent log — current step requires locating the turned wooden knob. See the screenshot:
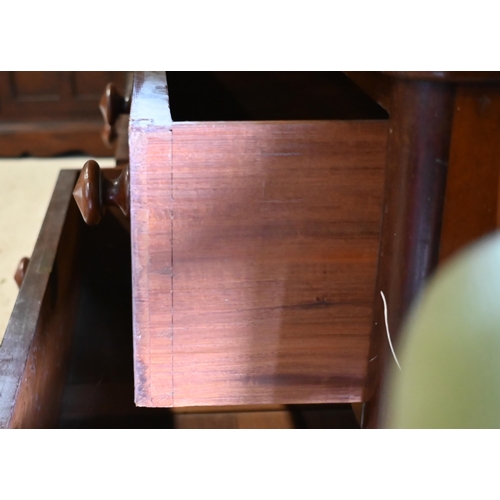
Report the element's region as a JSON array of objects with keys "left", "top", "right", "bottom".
[
  {"left": 73, "top": 160, "right": 130, "bottom": 226},
  {"left": 99, "top": 83, "right": 130, "bottom": 148},
  {"left": 14, "top": 257, "right": 30, "bottom": 288}
]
